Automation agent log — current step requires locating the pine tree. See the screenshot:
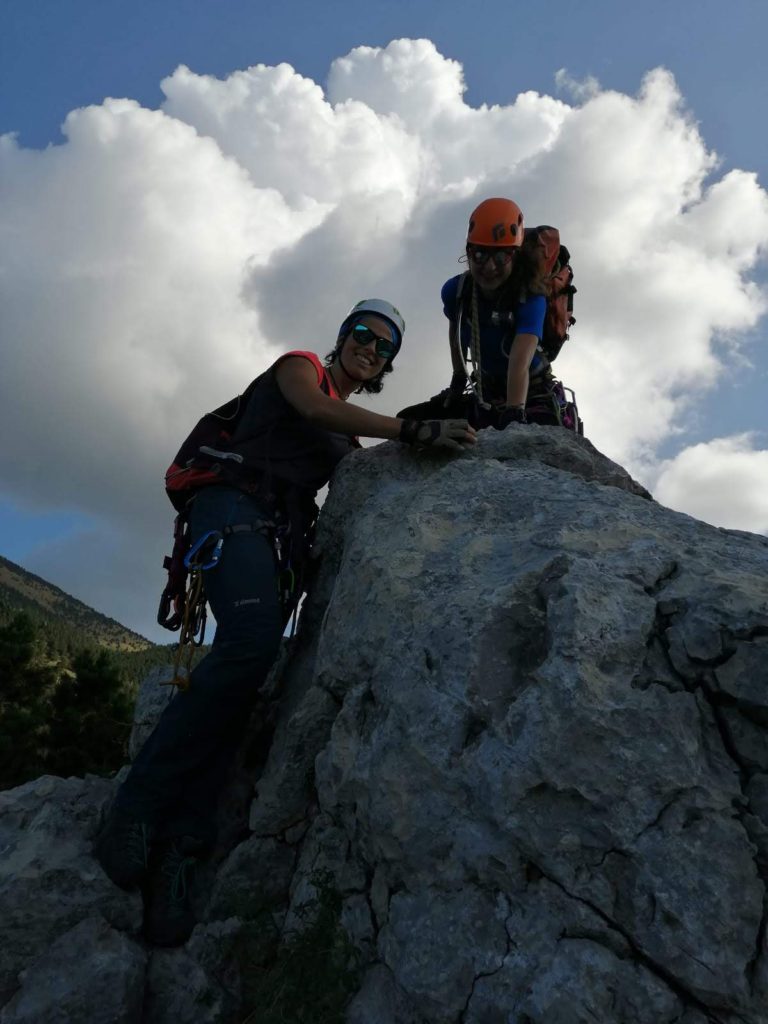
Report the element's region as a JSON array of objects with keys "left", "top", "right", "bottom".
[
  {"left": 46, "top": 648, "right": 133, "bottom": 778},
  {"left": 0, "top": 613, "right": 59, "bottom": 788}
]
